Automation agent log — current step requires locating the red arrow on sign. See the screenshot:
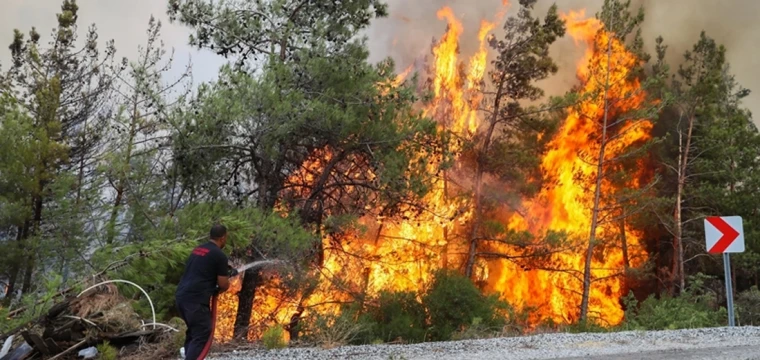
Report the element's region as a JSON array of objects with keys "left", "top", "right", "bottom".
[{"left": 706, "top": 216, "right": 740, "bottom": 253}]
